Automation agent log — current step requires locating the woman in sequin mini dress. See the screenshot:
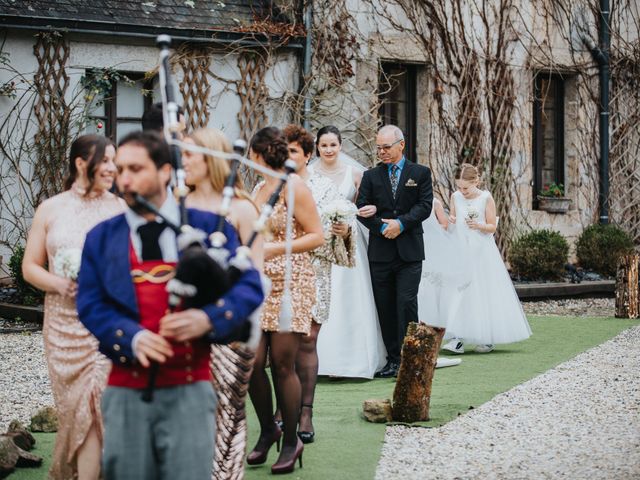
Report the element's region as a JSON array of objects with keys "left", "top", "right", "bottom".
[
  {"left": 247, "top": 127, "right": 324, "bottom": 474},
  {"left": 282, "top": 124, "right": 355, "bottom": 443},
  {"left": 182, "top": 127, "right": 263, "bottom": 480},
  {"left": 22, "top": 134, "right": 124, "bottom": 480}
]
